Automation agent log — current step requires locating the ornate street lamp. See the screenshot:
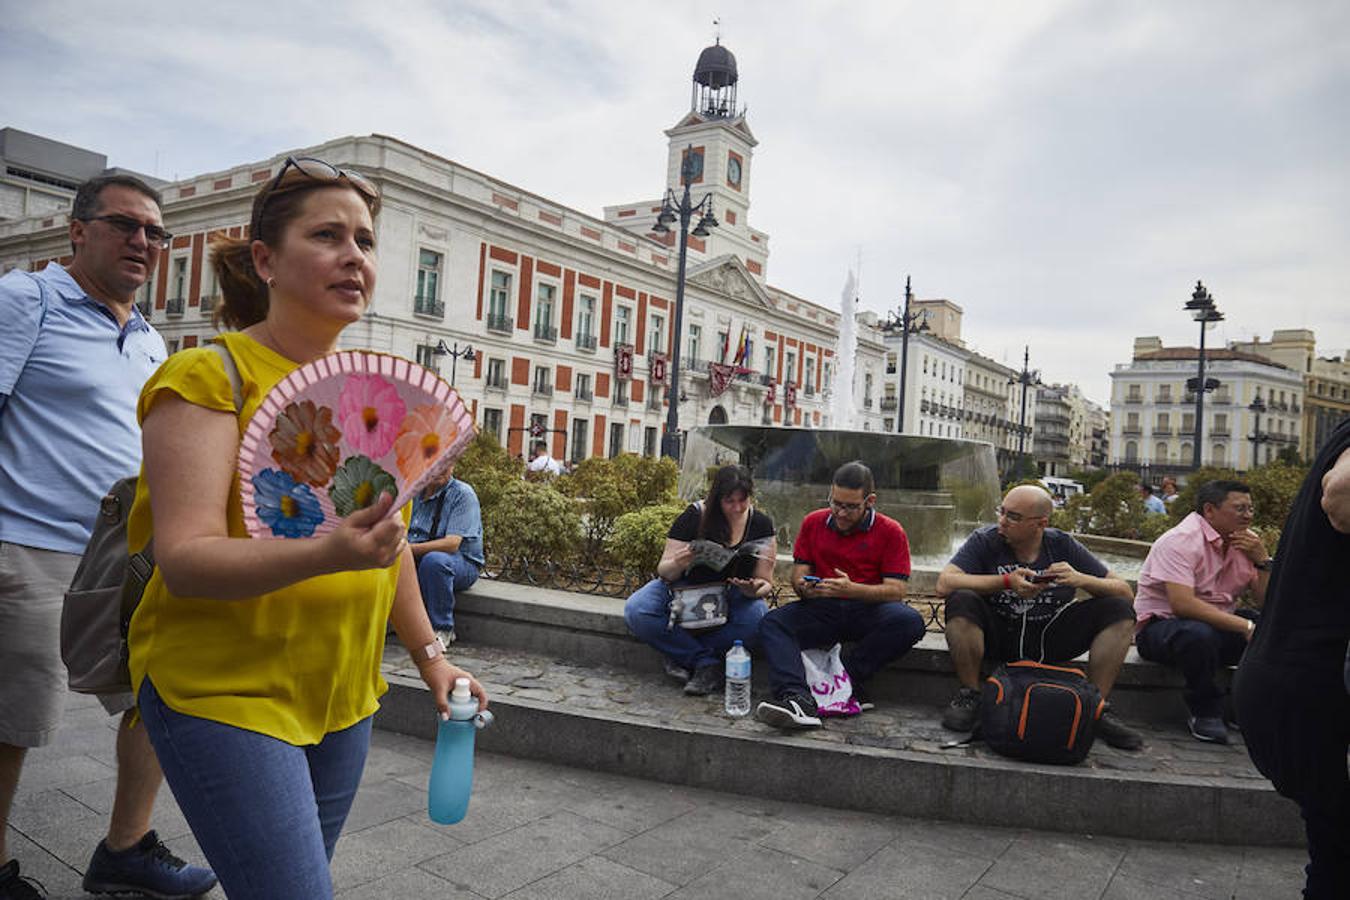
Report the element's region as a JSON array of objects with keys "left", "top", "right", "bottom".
[
  {"left": 652, "top": 145, "right": 719, "bottom": 460},
  {"left": 1247, "top": 394, "right": 1268, "bottom": 470},
  {"left": 1010, "top": 345, "right": 1040, "bottom": 459},
  {"left": 434, "top": 339, "right": 475, "bottom": 387},
  {"left": 1184, "top": 280, "right": 1224, "bottom": 469},
  {"left": 884, "top": 275, "right": 929, "bottom": 434}
]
